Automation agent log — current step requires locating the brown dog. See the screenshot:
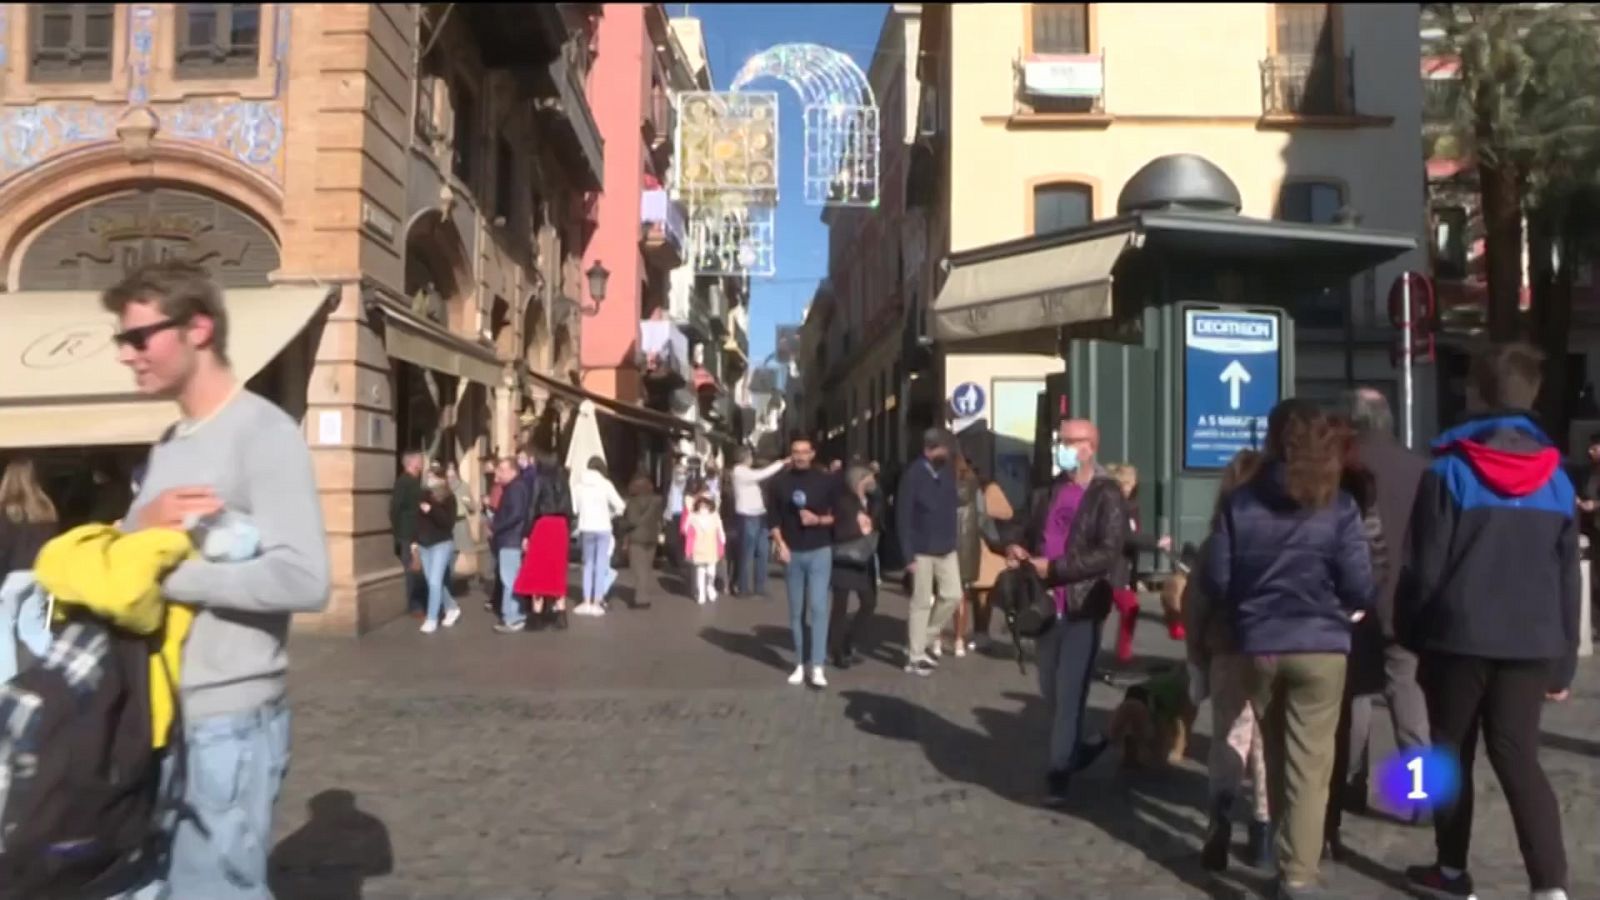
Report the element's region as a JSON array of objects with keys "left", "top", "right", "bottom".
[{"left": 1107, "top": 666, "right": 1199, "bottom": 769}]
